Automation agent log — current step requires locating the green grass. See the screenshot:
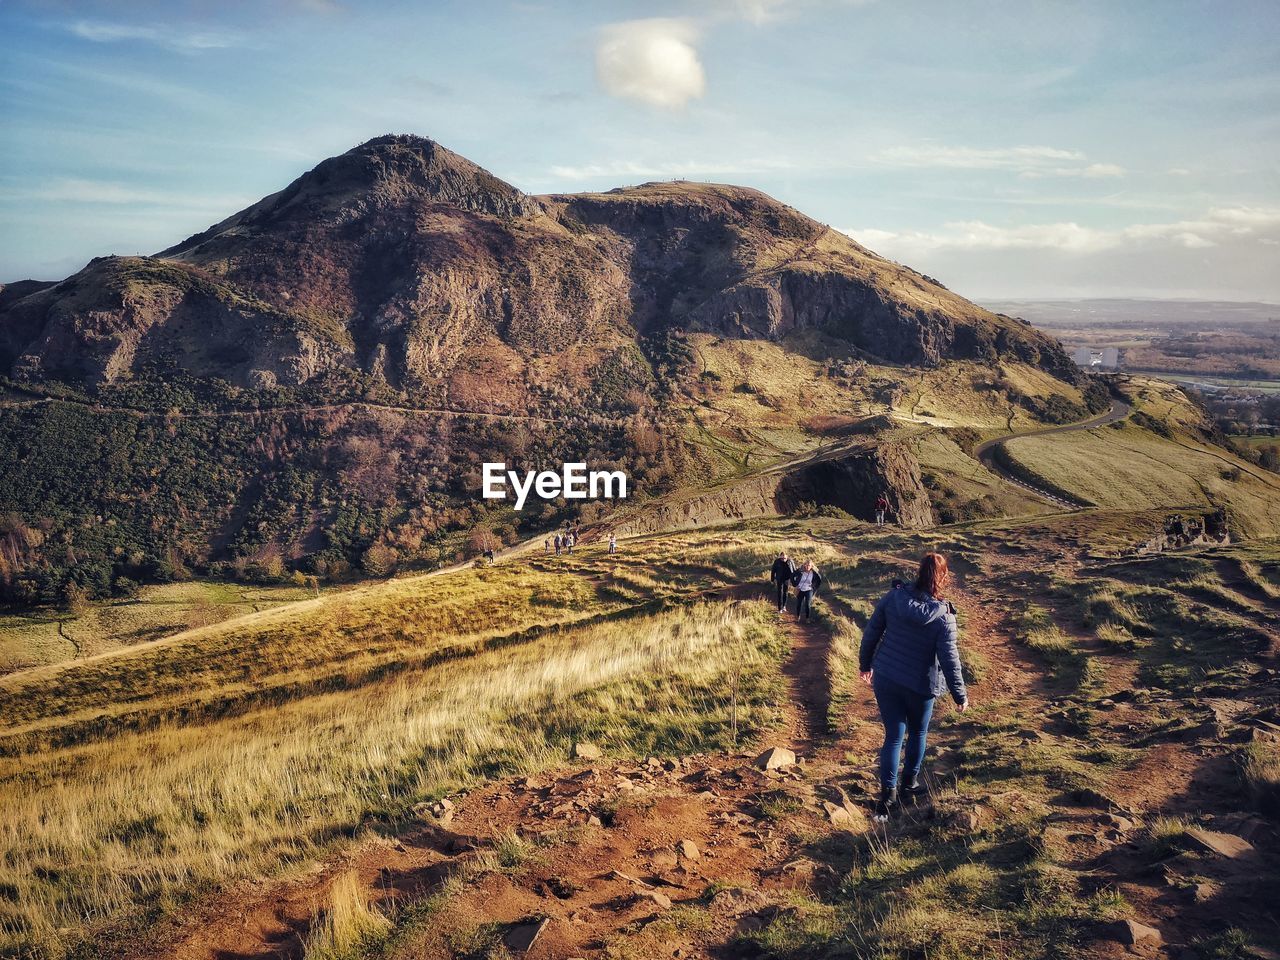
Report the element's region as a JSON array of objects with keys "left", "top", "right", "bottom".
[{"left": 1015, "top": 604, "right": 1092, "bottom": 687}]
